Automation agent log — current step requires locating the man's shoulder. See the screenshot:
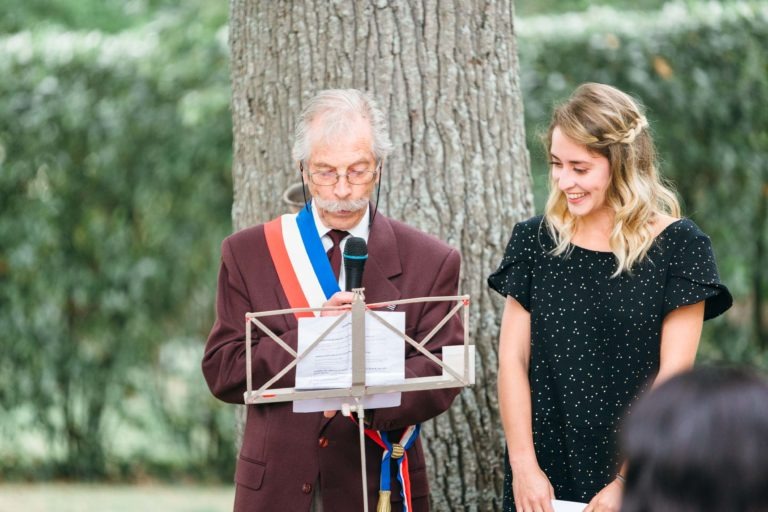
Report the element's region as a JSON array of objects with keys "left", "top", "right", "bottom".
[
  {"left": 221, "top": 223, "right": 267, "bottom": 254},
  {"left": 383, "top": 216, "right": 458, "bottom": 257}
]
